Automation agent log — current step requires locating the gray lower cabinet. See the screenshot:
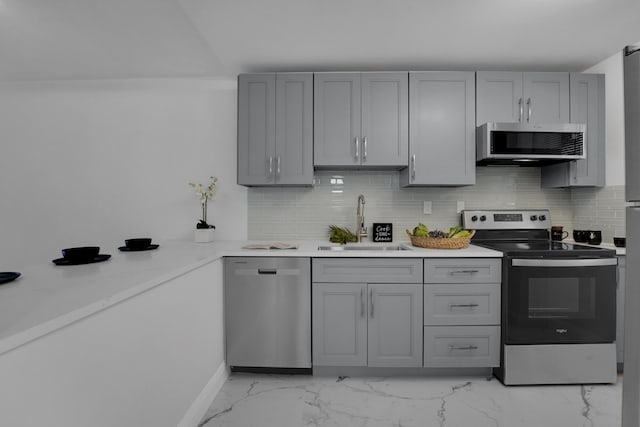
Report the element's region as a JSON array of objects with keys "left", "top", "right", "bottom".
[
  {"left": 237, "top": 73, "right": 313, "bottom": 186},
  {"left": 313, "top": 72, "right": 408, "bottom": 168},
  {"left": 541, "top": 73, "right": 605, "bottom": 188},
  {"left": 617, "top": 255, "right": 626, "bottom": 365},
  {"left": 476, "top": 71, "right": 570, "bottom": 125},
  {"left": 312, "top": 258, "right": 423, "bottom": 367},
  {"left": 400, "top": 71, "right": 476, "bottom": 186},
  {"left": 423, "top": 258, "right": 501, "bottom": 368}
]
